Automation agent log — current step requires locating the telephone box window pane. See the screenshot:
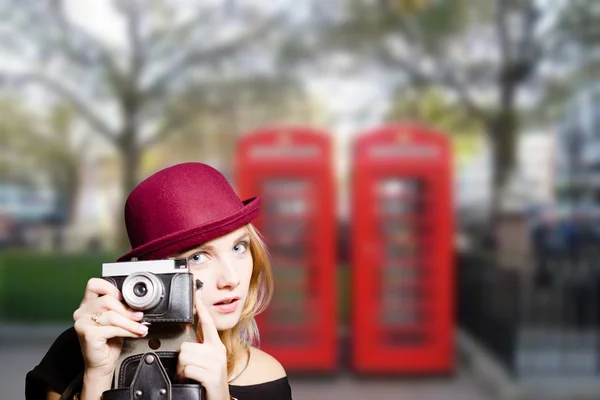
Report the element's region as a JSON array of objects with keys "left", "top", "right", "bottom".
[
  {"left": 376, "top": 177, "right": 429, "bottom": 336},
  {"left": 274, "top": 267, "right": 307, "bottom": 282},
  {"left": 378, "top": 179, "right": 421, "bottom": 197},
  {"left": 265, "top": 198, "right": 309, "bottom": 215},
  {"left": 264, "top": 221, "right": 308, "bottom": 239},
  {"left": 262, "top": 331, "right": 314, "bottom": 345},
  {"left": 382, "top": 306, "right": 422, "bottom": 325},
  {"left": 377, "top": 178, "right": 424, "bottom": 216},
  {"left": 264, "top": 179, "right": 311, "bottom": 194},
  {"left": 270, "top": 245, "right": 307, "bottom": 259},
  {"left": 382, "top": 266, "right": 419, "bottom": 288},
  {"left": 381, "top": 220, "right": 418, "bottom": 237},
  {"left": 273, "top": 288, "right": 307, "bottom": 305},
  {"left": 382, "top": 263, "right": 421, "bottom": 281},
  {"left": 380, "top": 201, "right": 420, "bottom": 215},
  {"left": 385, "top": 245, "right": 419, "bottom": 259},
  {"left": 268, "top": 289, "right": 309, "bottom": 324},
  {"left": 383, "top": 331, "right": 428, "bottom": 346},
  {"left": 260, "top": 178, "right": 314, "bottom": 329}
]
